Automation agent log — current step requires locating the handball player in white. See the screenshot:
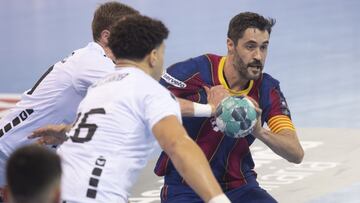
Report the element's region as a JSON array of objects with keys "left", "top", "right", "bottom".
[
  {"left": 0, "top": 2, "right": 139, "bottom": 191},
  {"left": 37, "top": 15, "right": 231, "bottom": 203}
]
